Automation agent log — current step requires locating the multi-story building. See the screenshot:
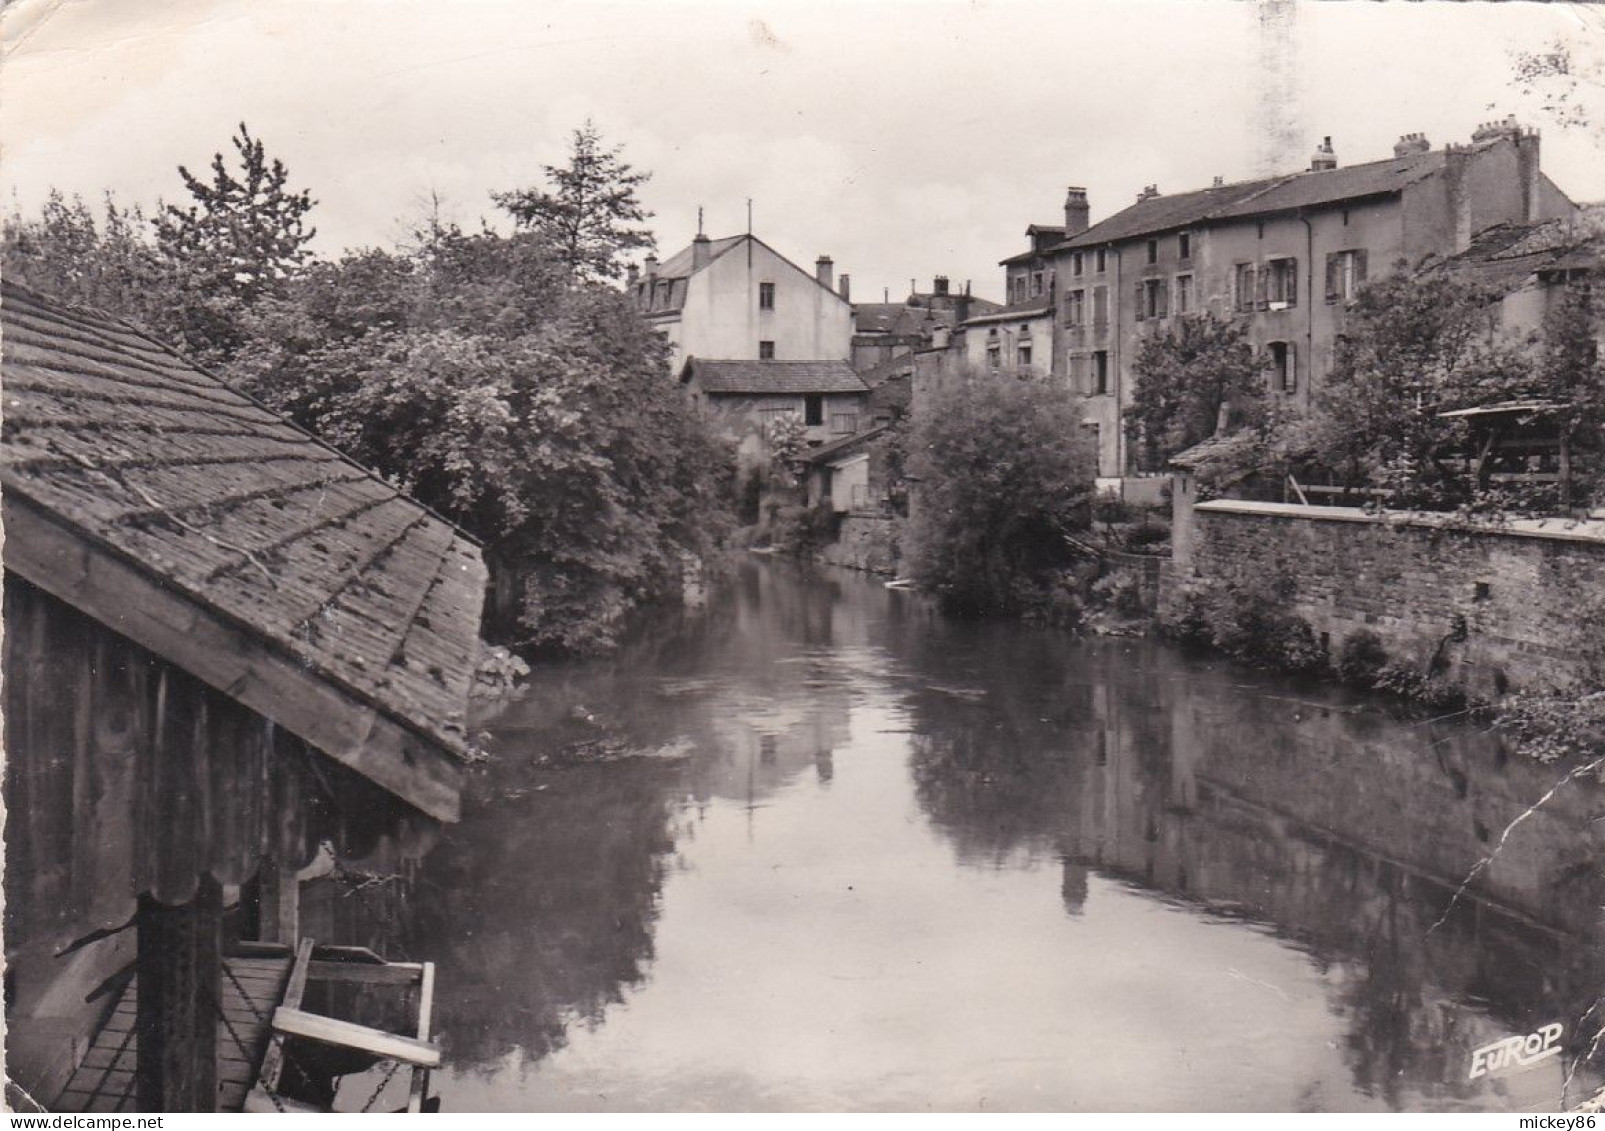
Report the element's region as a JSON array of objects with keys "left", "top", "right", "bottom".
[
  {"left": 1047, "top": 119, "right": 1578, "bottom": 480},
  {"left": 629, "top": 231, "right": 853, "bottom": 376}
]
